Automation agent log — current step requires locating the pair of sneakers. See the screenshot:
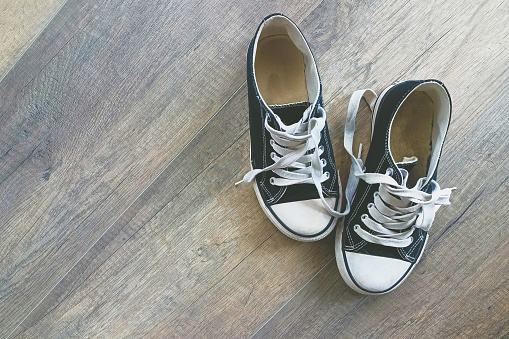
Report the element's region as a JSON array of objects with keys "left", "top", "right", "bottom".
[{"left": 236, "top": 14, "right": 454, "bottom": 294}]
